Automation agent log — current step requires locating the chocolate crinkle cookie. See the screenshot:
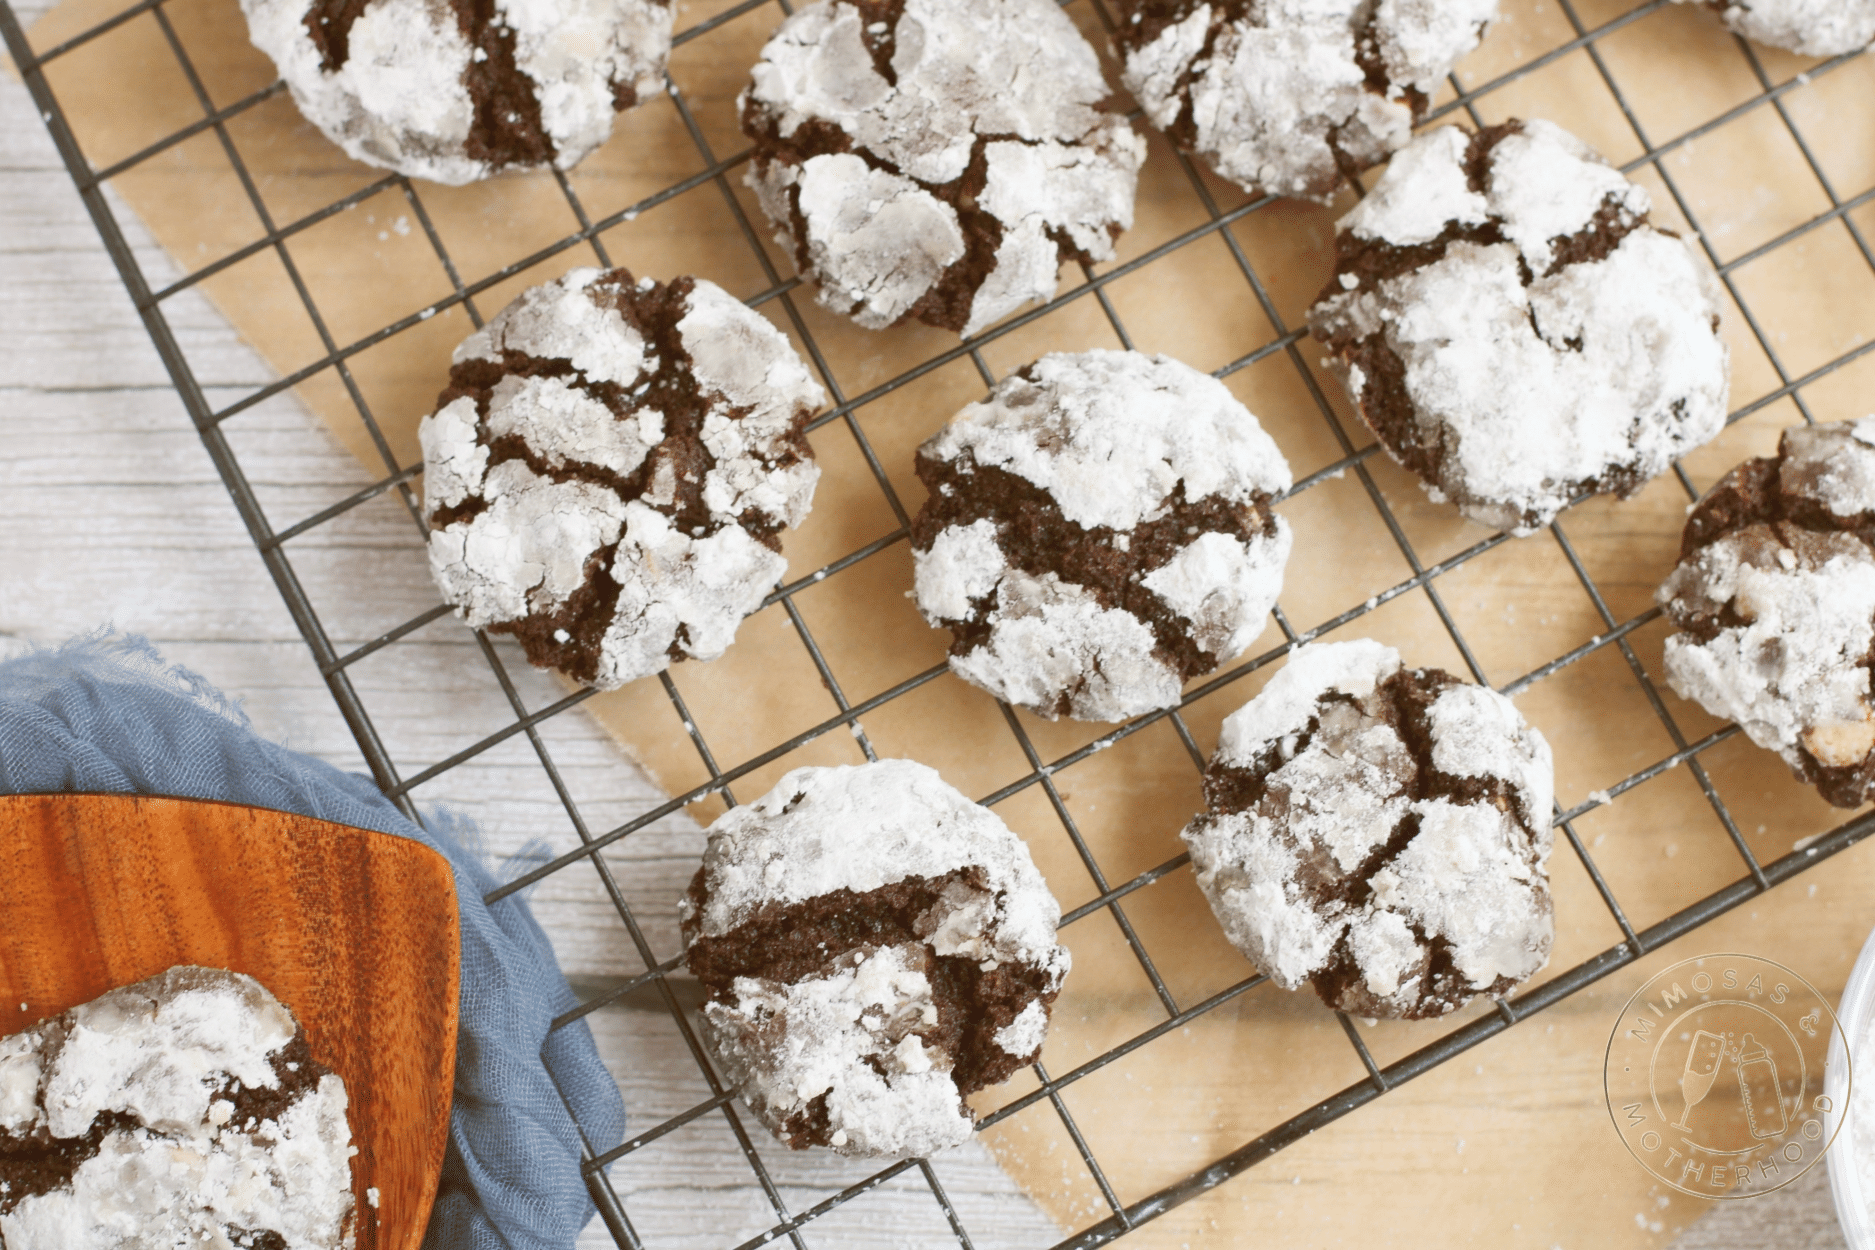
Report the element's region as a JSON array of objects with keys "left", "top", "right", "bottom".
[
  {"left": 911, "top": 350, "right": 1293, "bottom": 723},
  {"left": 681, "top": 760, "right": 1070, "bottom": 1159},
  {"left": 1671, "top": 0, "right": 1875, "bottom": 57},
  {"left": 1308, "top": 119, "right": 1729, "bottom": 535},
  {"left": 1110, "top": 0, "right": 1498, "bottom": 202},
  {"left": 241, "top": 0, "right": 671, "bottom": 184},
  {"left": 0, "top": 967, "right": 354, "bottom": 1250},
  {"left": 420, "top": 267, "right": 823, "bottom": 690},
  {"left": 1182, "top": 640, "right": 1554, "bottom": 1019},
  {"left": 1658, "top": 418, "right": 1875, "bottom": 808},
  {"left": 741, "top": 0, "right": 1145, "bottom": 336}
]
